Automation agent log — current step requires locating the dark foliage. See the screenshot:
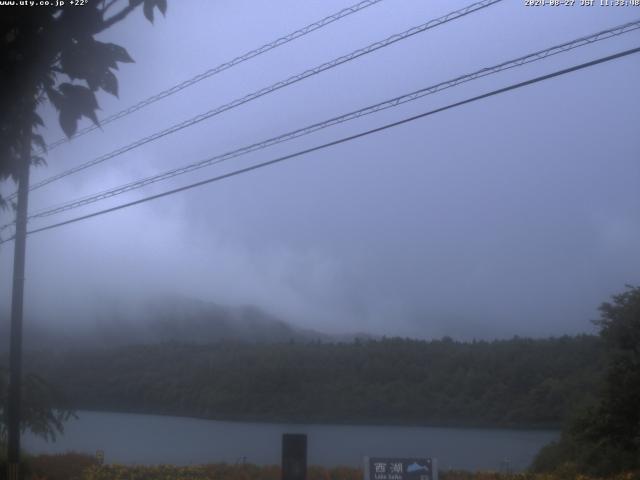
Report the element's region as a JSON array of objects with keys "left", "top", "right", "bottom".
[
  {"left": 531, "top": 286, "right": 640, "bottom": 476},
  {"left": 19, "top": 335, "right": 604, "bottom": 429},
  {"left": 0, "top": 0, "right": 166, "bottom": 208},
  {"left": 0, "top": 451, "right": 97, "bottom": 480},
  {"left": 27, "top": 452, "right": 98, "bottom": 480},
  {"left": 0, "top": 365, "right": 76, "bottom": 461}
]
